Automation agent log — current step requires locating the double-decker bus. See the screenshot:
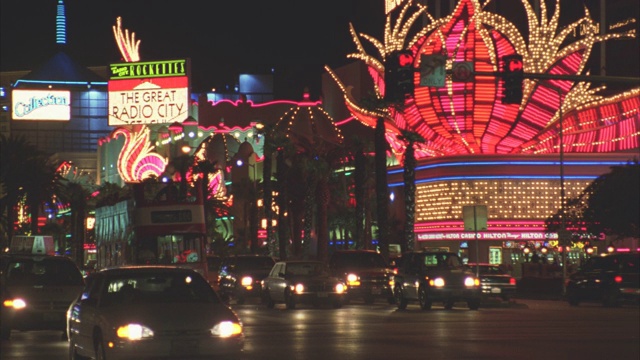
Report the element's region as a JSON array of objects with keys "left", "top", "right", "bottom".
[{"left": 94, "top": 182, "right": 208, "bottom": 279}]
